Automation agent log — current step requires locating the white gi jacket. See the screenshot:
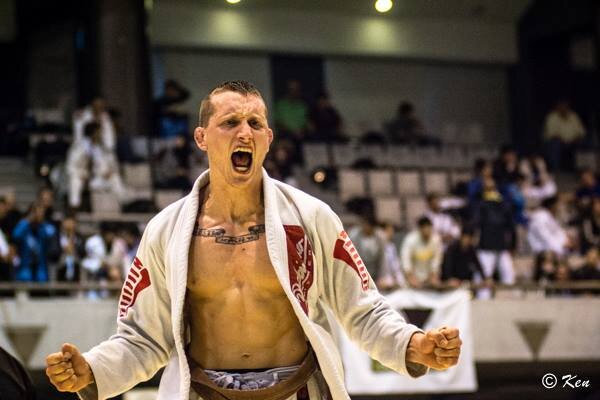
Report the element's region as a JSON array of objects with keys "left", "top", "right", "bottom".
[{"left": 79, "top": 169, "right": 426, "bottom": 400}]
